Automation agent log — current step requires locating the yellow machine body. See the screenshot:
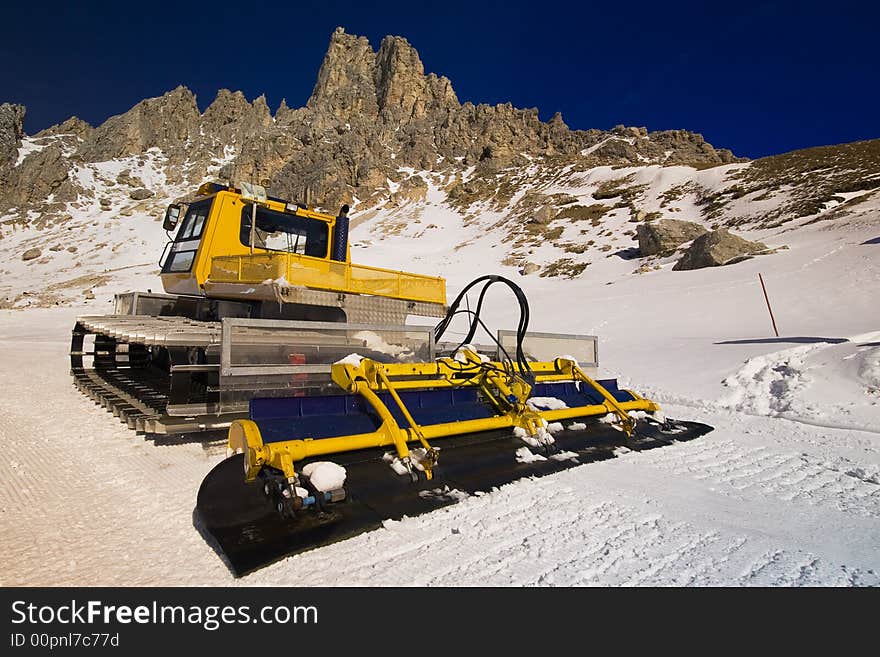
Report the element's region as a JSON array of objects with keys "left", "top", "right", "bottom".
[{"left": 159, "top": 184, "right": 446, "bottom": 306}]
